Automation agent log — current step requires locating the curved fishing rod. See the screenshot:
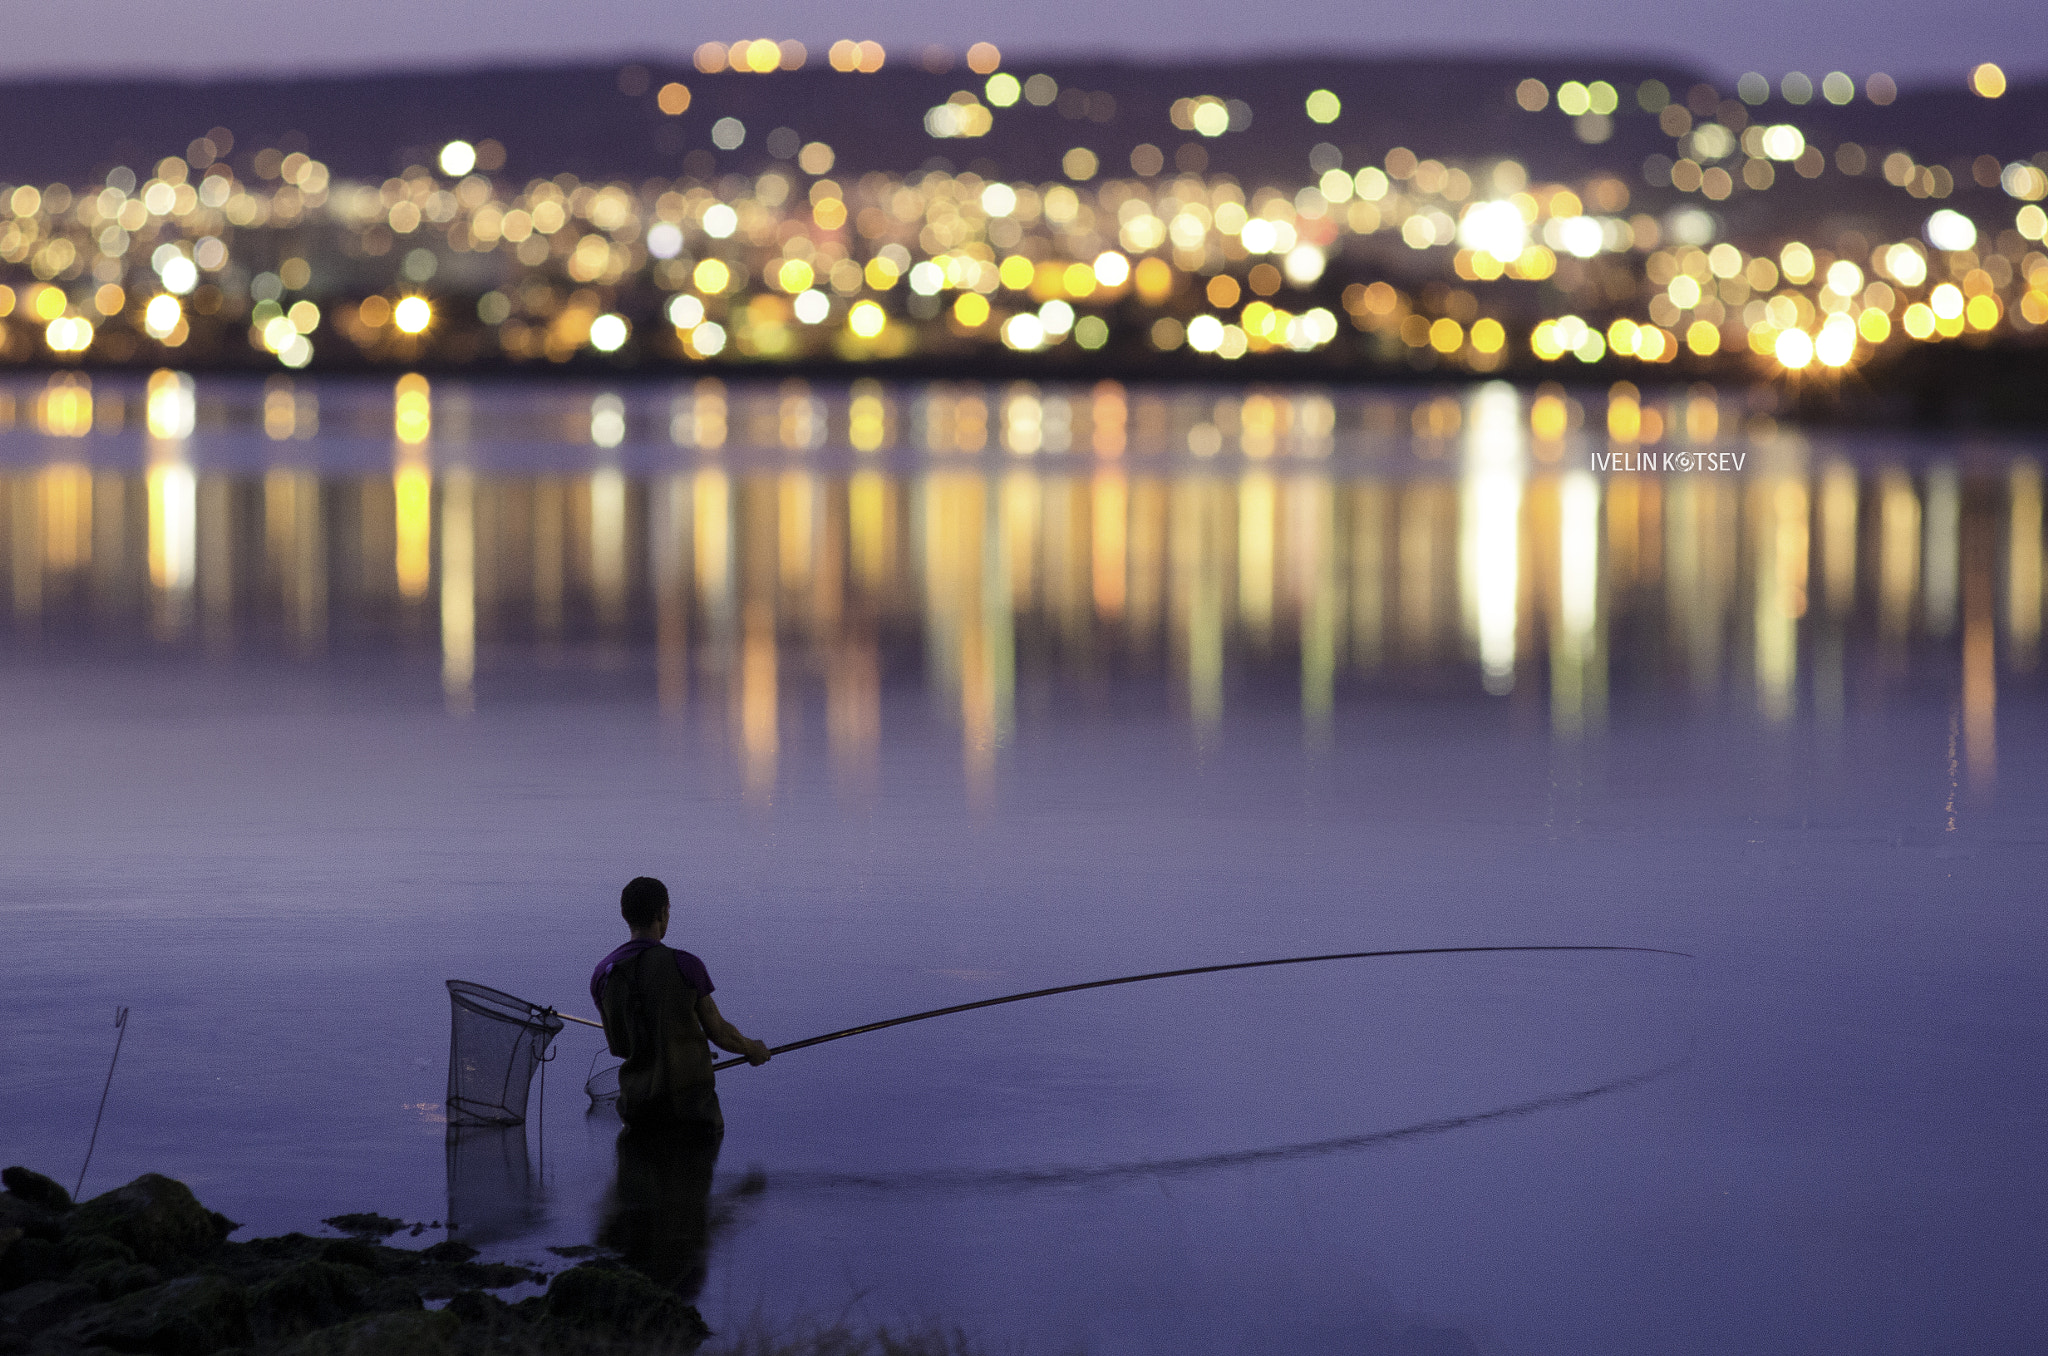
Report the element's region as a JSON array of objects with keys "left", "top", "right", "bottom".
[{"left": 684, "top": 944, "right": 1692, "bottom": 1072}]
